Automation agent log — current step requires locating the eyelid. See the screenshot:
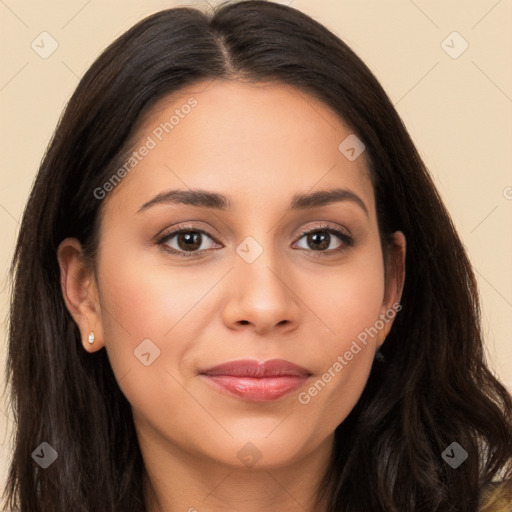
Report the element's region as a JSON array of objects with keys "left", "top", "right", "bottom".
[
  {"left": 291, "top": 223, "right": 353, "bottom": 255},
  {"left": 294, "top": 222, "right": 351, "bottom": 241},
  {"left": 155, "top": 224, "right": 221, "bottom": 257}
]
